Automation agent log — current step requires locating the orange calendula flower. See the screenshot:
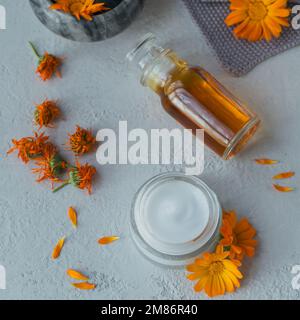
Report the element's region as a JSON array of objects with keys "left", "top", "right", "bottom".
[
  {"left": 220, "top": 211, "right": 257, "bottom": 261},
  {"left": 67, "top": 126, "right": 96, "bottom": 156},
  {"left": 29, "top": 42, "right": 62, "bottom": 81},
  {"left": 53, "top": 161, "right": 96, "bottom": 194},
  {"left": 7, "top": 132, "right": 49, "bottom": 164},
  {"left": 32, "top": 143, "right": 67, "bottom": 185},
  {"left": 186, "top": 245, "right": 243, "bottom": 297},
  {"left": 50, "top": 0, "right": 110, "bottom": 21},
  {"left": 34, "top": 100, "right": 61, "bottom": 129},
  {"left": 225, "top": 0, "right": 290, "bottom": 42}
]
